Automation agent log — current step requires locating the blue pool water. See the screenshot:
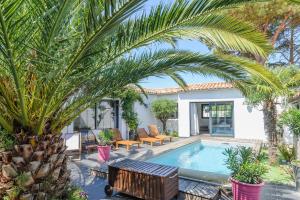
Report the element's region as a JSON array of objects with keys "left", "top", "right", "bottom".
[{"left": 147, "top": 141, "right": 241, "bottom": 175}]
